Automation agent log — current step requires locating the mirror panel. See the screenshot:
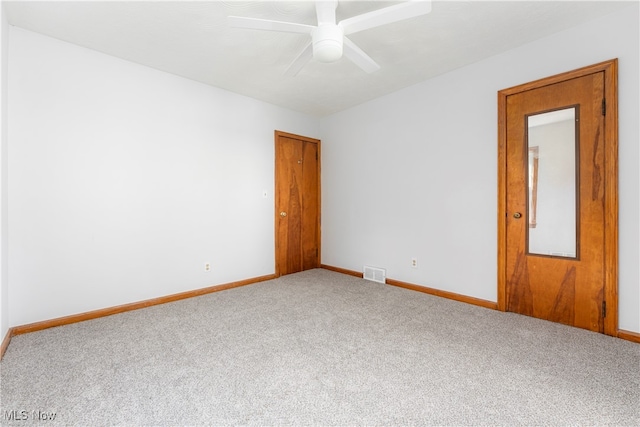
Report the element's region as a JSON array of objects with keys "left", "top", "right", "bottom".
[{"left": 526, "top": 107, "right": 578, "bottom": 258}]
